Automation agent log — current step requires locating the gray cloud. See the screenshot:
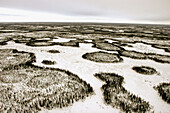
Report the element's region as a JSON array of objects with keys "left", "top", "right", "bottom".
[{"left": 0, "top": 0, "right": 170, "bottom": 23}]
